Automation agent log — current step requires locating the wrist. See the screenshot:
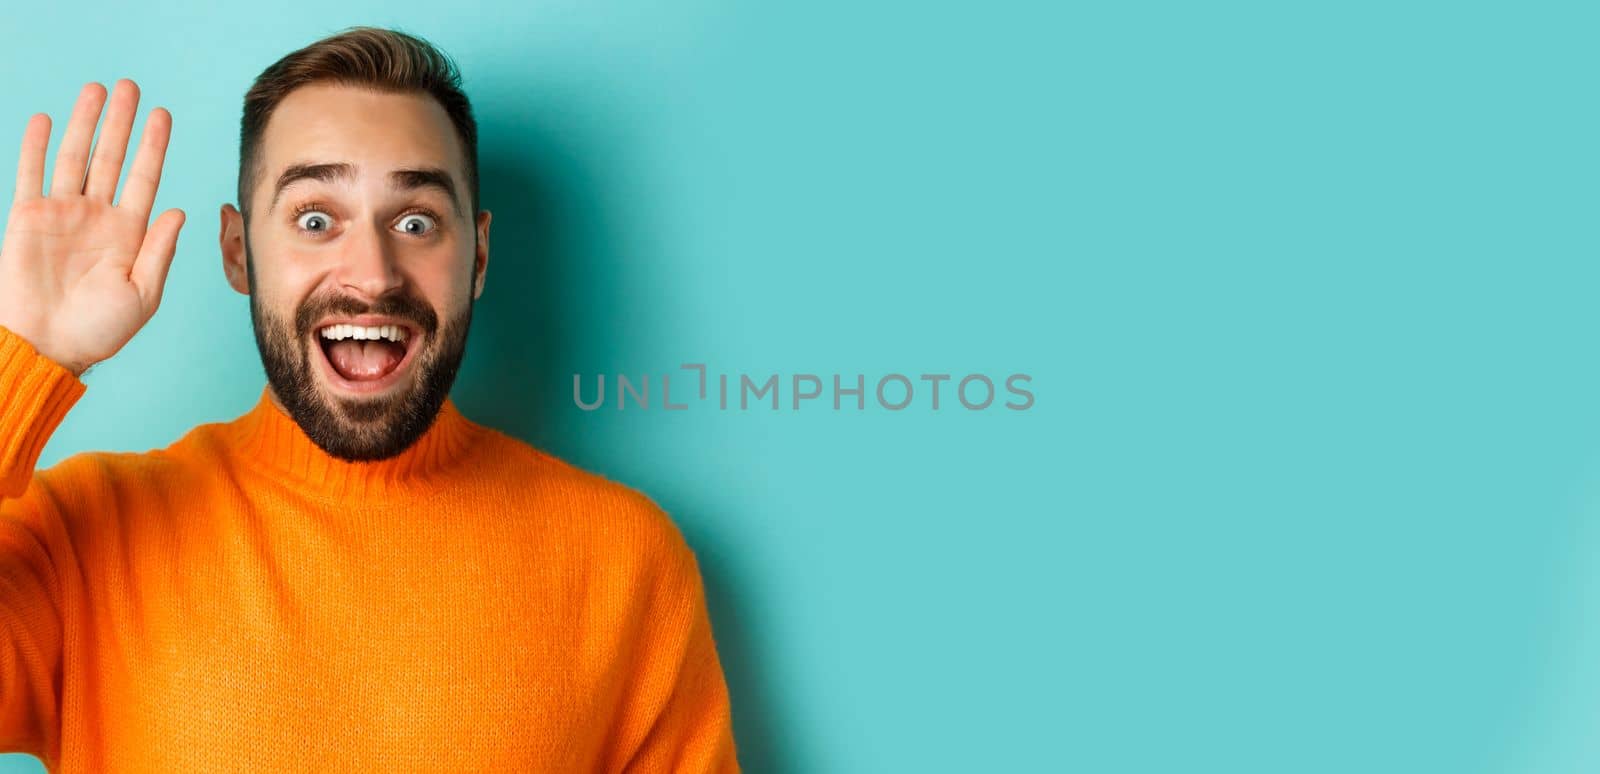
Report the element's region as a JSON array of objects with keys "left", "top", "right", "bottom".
[{"left": 0, "top": 323, "right": 86, "bottom": 378}]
